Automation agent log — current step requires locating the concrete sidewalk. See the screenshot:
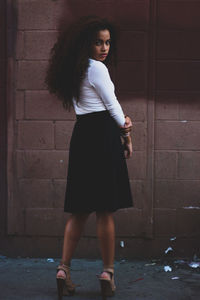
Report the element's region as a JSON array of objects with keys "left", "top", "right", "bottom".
[{"left": 0, "top": 257, "right": 200, "bottom": 300}]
